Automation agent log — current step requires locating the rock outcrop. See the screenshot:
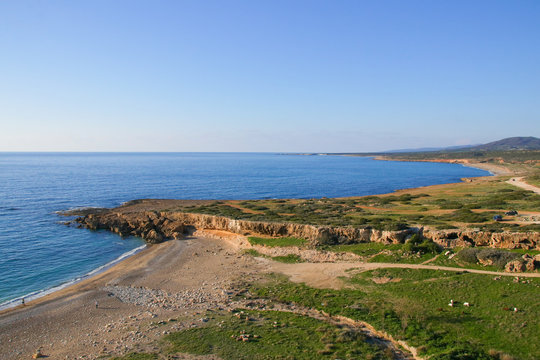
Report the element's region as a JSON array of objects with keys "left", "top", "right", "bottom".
[
  {"left": 423, "top": 229, "right": 539, "bottom": 250},
  {"left": 505, "top": 254, "right": 540, "bottom": 272},
  {"left": 75, "top": 210, "right": 540, "bottom": 250},
  {"left": 79, "top": 211, "right": 184, "bottom": 244}
]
